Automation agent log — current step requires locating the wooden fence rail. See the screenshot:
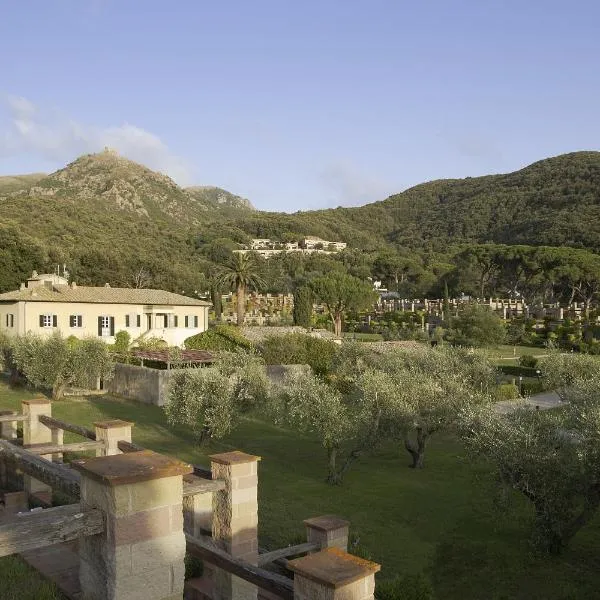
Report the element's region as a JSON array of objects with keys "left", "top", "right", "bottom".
[
  {"left": 38, "top": 415, "right": 96, "bottom": 441},
  {"left": 257, "top": 542, "right": 319, "bottom": 566},
  {"left": 186, "top": 533, "right": 295, "bottom": 600},
  {"left": 0, "top": 503, "right": 104, "bottom": 558},
  {"left": 0, "top": 439, "right": 81, "bottom": 498},
  {"left": 0, "top": 413, "right": 27, "bottom": 423}
]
